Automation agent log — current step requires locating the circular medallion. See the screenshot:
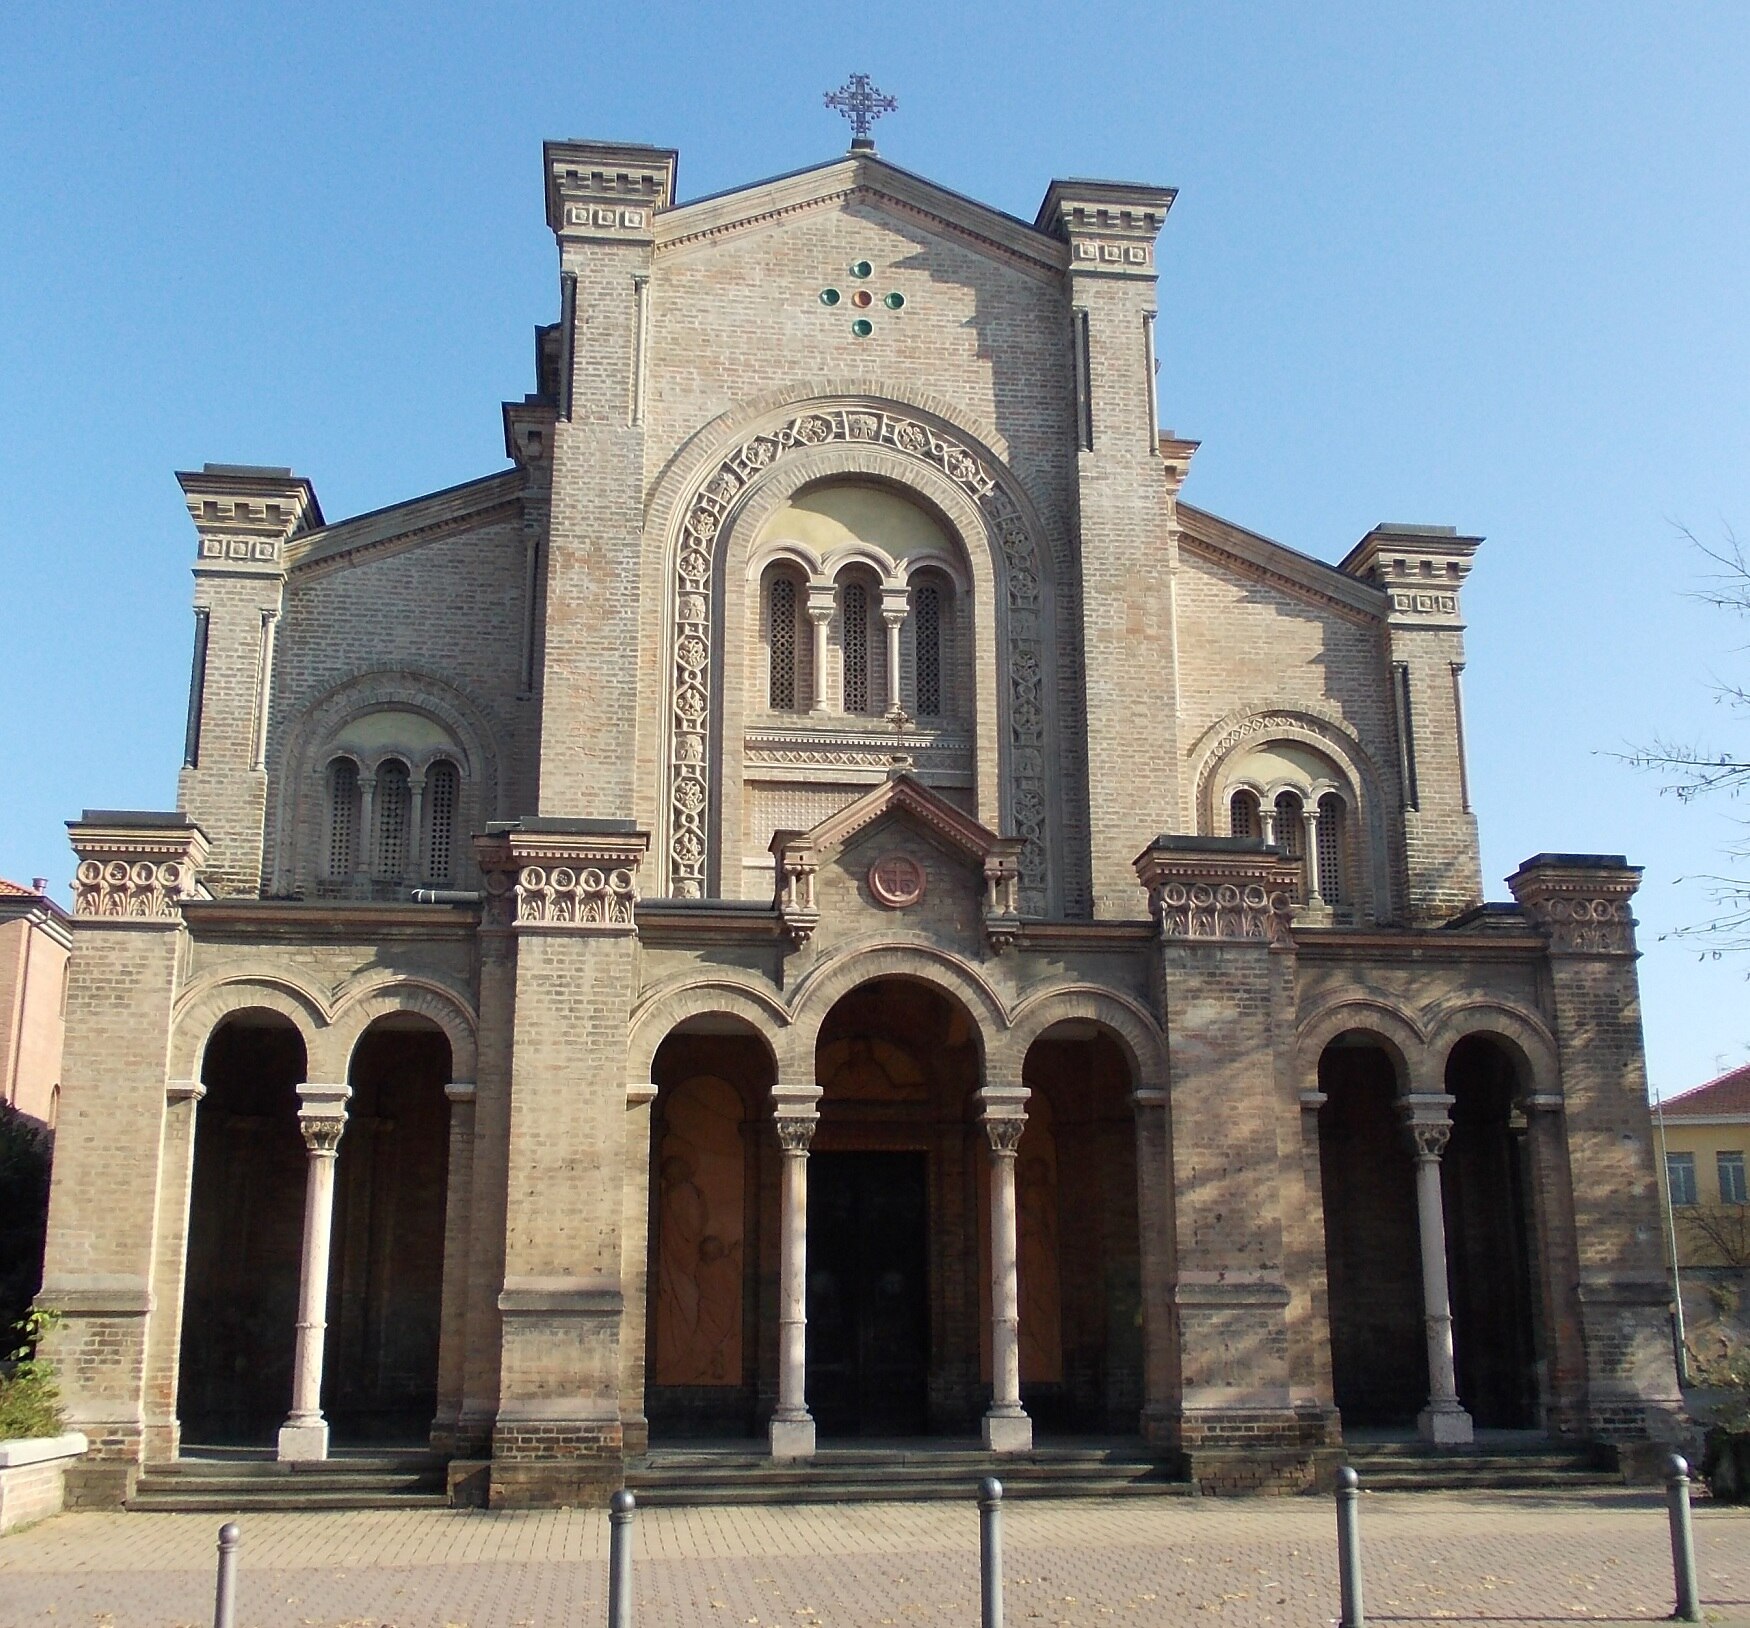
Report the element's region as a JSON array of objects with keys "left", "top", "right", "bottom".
[{"left": 868, "top": 853, "right": 926, "bottom": 909}]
